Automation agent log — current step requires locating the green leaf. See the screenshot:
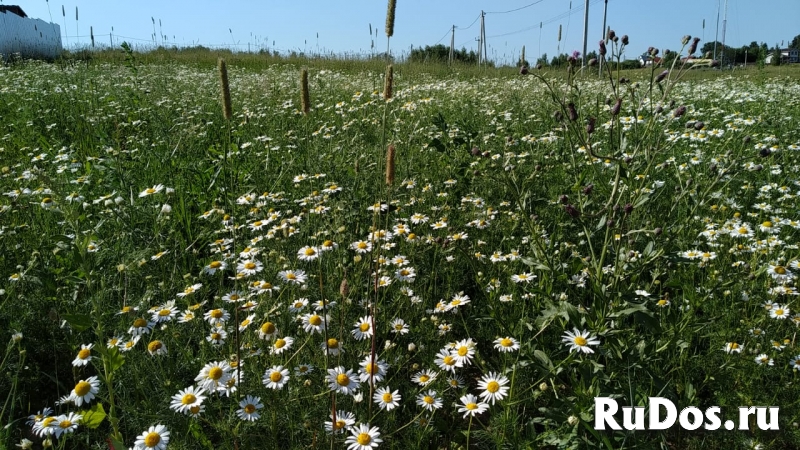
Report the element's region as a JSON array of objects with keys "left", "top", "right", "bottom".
[
  {"left": 80, "top": 403, "right": 106, "bottom": 429},
  {"left": 63, "top": 313, "right": 93, "bottom": 332},
  {"left": 97, "top": 345, "right": 126, "bottom": 375},
  {"left": 534, "top": 350, "right": 554, "bottom": 371}
]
